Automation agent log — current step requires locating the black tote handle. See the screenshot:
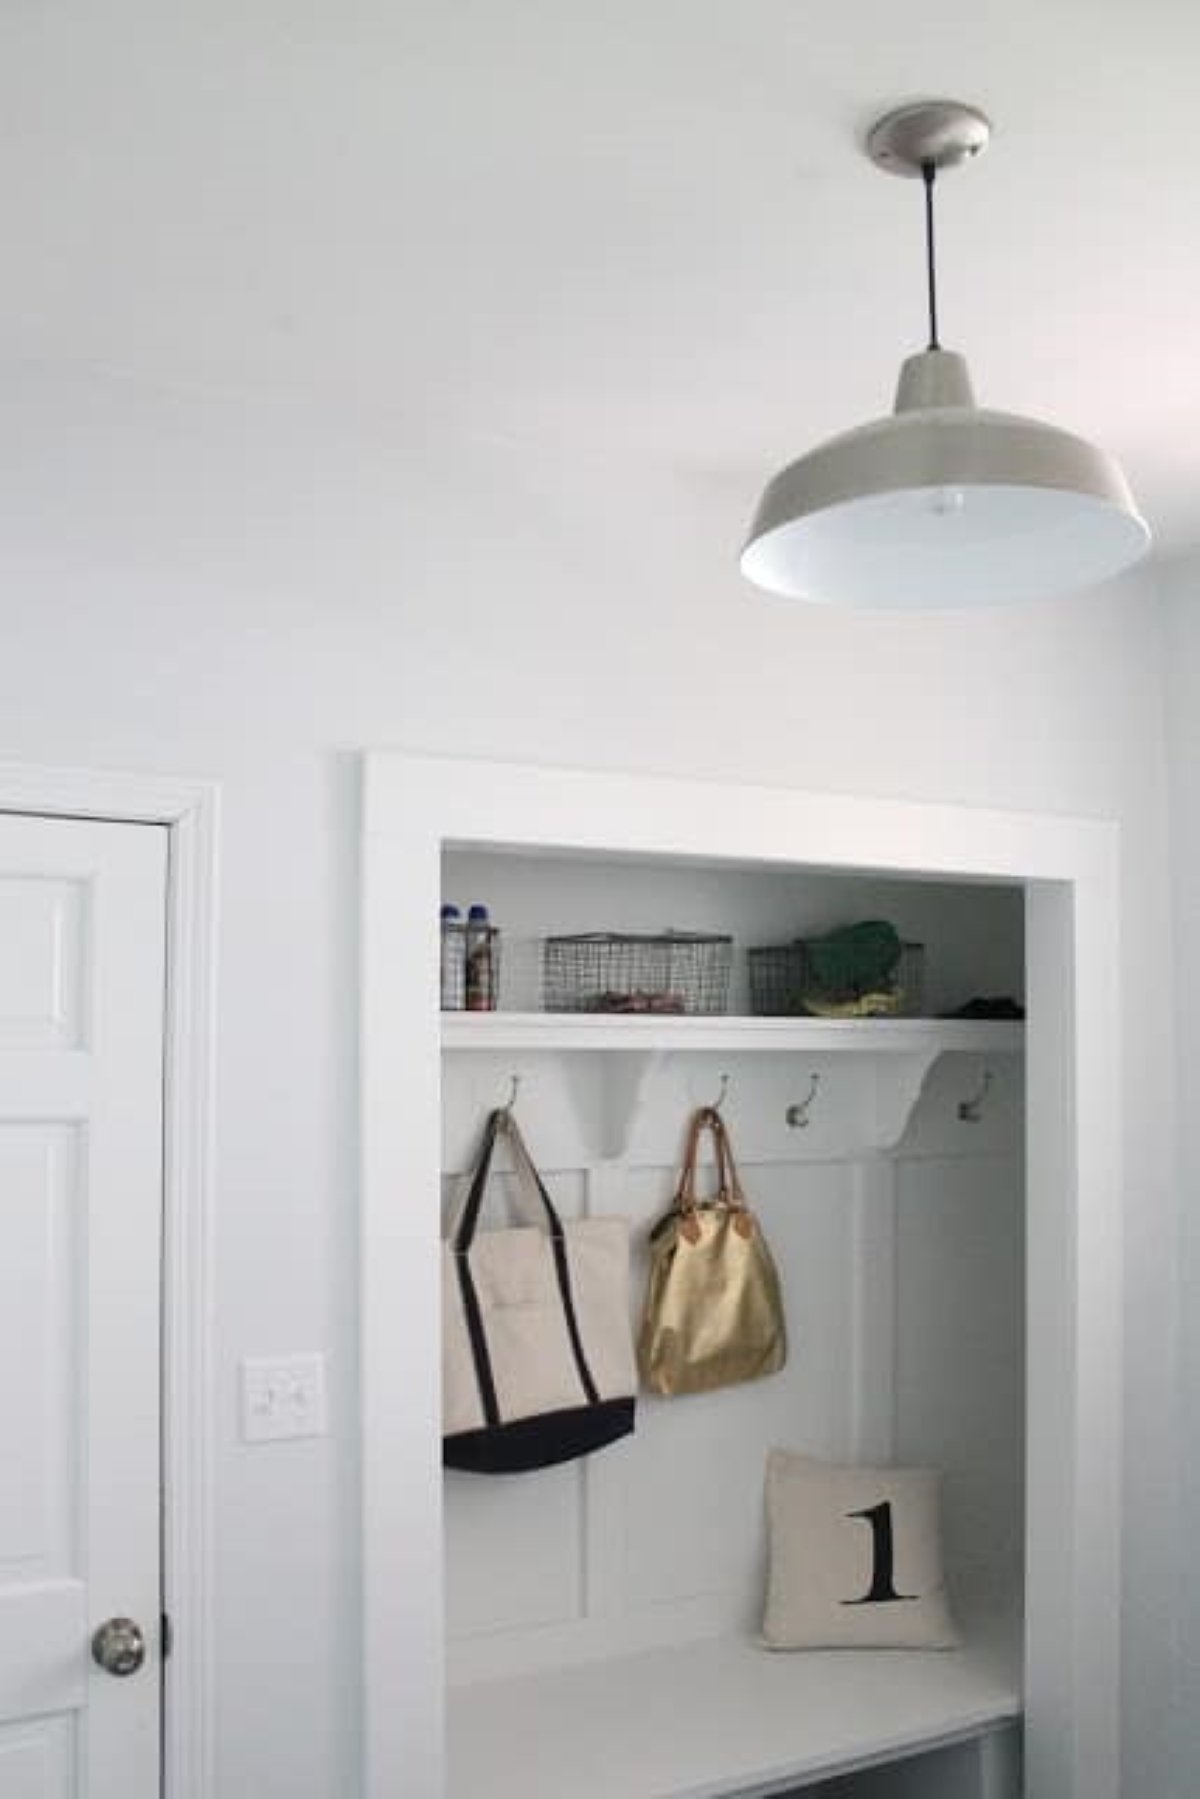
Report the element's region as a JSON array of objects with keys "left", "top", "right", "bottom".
[{"left": 452, "top": 1108, "right": 567, "bottom": 1254}]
